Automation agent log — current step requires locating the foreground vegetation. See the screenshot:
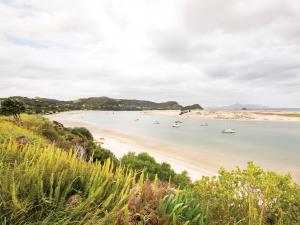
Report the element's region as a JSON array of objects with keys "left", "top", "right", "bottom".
[{"left": 0, "top": 115, "right": 299, "bottom": 224}]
